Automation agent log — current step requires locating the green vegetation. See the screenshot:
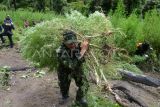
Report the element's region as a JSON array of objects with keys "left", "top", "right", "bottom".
[
  {"left": 0, "top": 10, "right": 56, "bottom": 27},
  {"left": 0, "top": 10, "right": 57, "bottom": 42},
  {"left": 1, "top": 0, "right": 160, "bottom": 106},
  {"left": 70, "top": 85, "right": 120, "bottom": 107},
  {"left": 109, "top": 4, "right": 160, "bottom": 71},
  {"left": 0, "top": 0, "right": 156, "bottom": 14},
  {"left": 111, "top": 10, "right": 160, "bottom": 55},
  {"left": 20, "top": 11, "right": 113, "bottom": 70},
  {"left": 0, "top": 66, "right": 10, "bottom": 87}
]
